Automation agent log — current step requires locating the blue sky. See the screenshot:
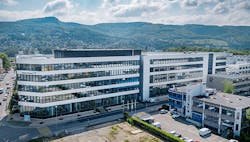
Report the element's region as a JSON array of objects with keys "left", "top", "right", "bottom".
[{"left": 0, "top": 0, "right": 250, "bottom": 25}]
